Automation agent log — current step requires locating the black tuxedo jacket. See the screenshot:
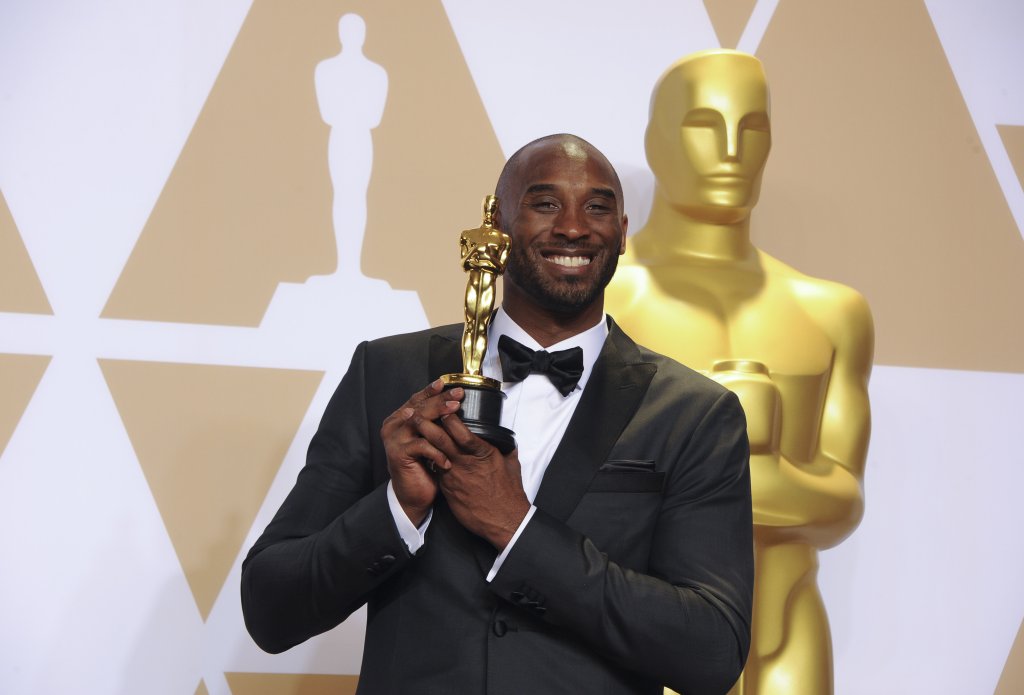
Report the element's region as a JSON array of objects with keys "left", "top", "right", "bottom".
[{"left": 242, "top": 319, "right": 752, "bottom": 695}]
